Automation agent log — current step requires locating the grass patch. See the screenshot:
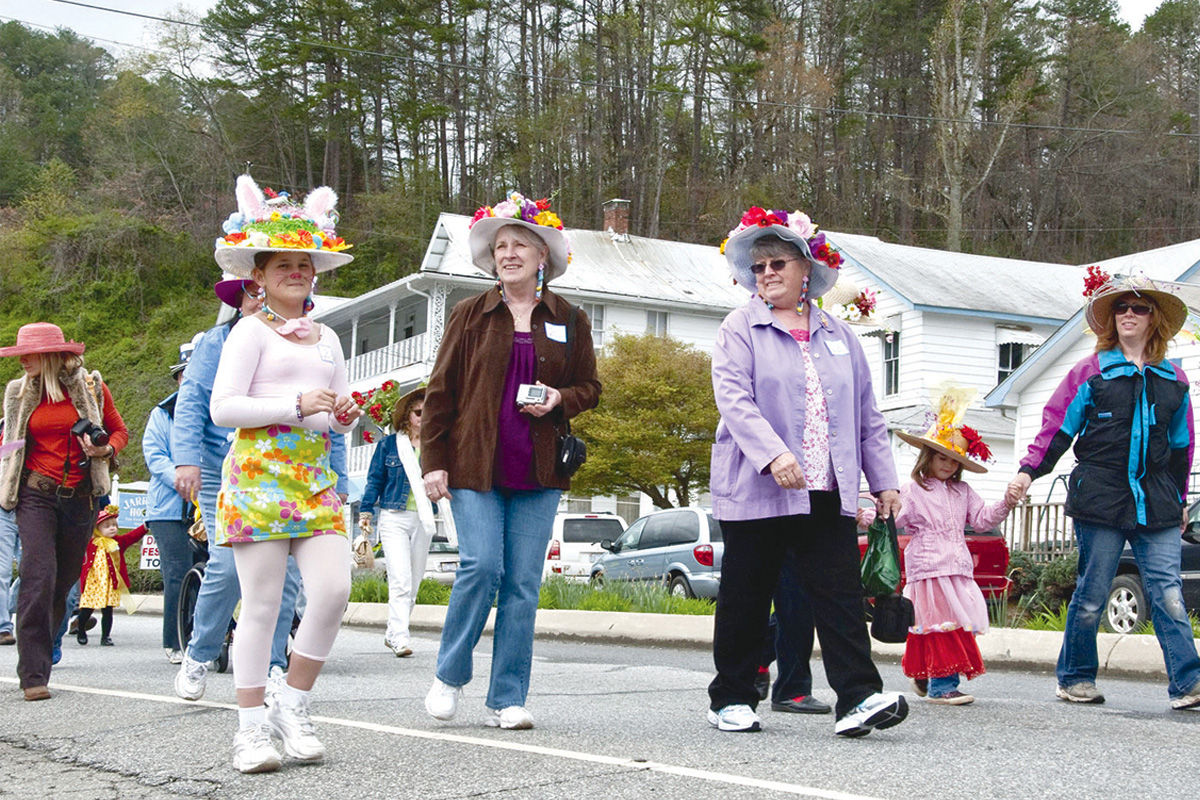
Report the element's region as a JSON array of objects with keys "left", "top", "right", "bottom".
[
  {"left": 349, "top": 571, "right": 389, "bottom": 603},
  {"left": 538, "top": 576, "right": 714, "bottom": 615},
  {"left": 1022, "top": 602, "right": 1070, "bottom": 632}
]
